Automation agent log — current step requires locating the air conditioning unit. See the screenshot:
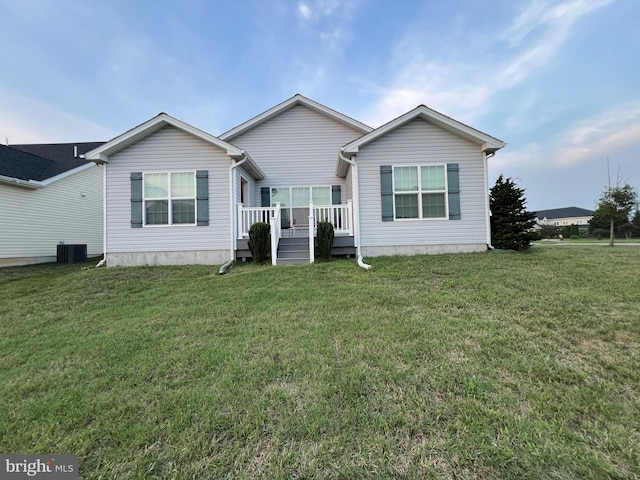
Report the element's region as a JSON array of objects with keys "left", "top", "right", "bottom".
[{"left": 57, "top": 244, "right": 87, "bottom": 264}]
